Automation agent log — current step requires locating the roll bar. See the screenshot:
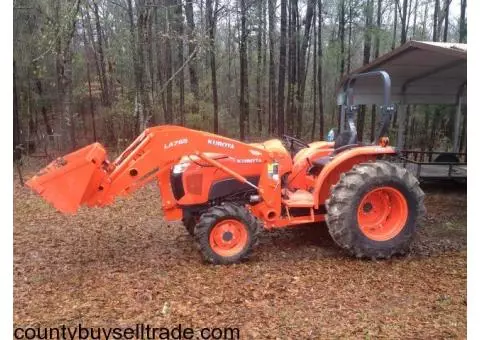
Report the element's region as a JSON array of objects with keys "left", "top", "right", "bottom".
[
  {"left": 344, "top": 70, "right": 392, "bottom": 108},
  {"left": 341, "top": 70, "right": 395, "bottom": 144}
]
